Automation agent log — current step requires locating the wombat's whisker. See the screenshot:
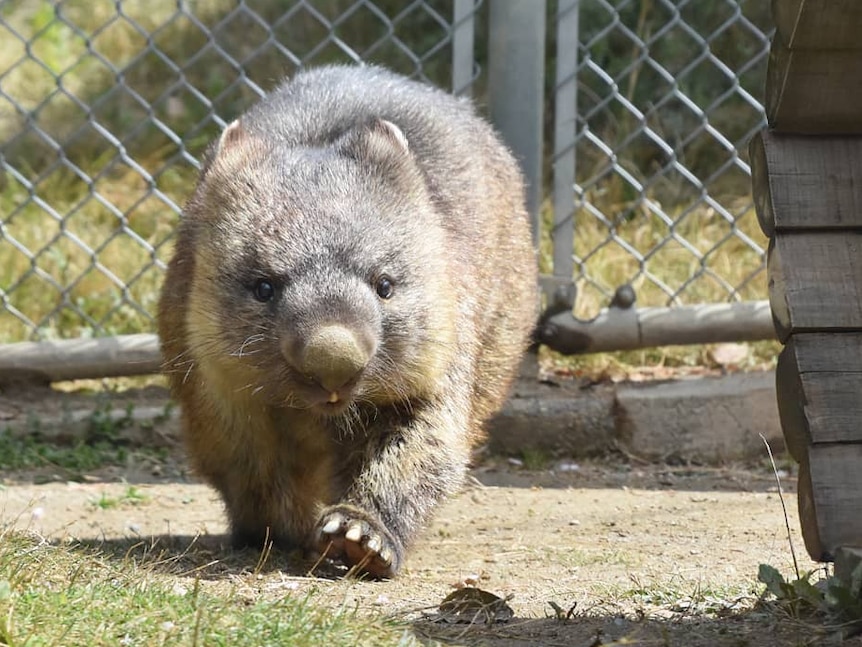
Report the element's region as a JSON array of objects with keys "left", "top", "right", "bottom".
[
  {"left": 232, "top": 334, "right": 266, "bottom": 357},
  {"left": 182, "top": 362, "right": 195, "bottom": 384}
]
